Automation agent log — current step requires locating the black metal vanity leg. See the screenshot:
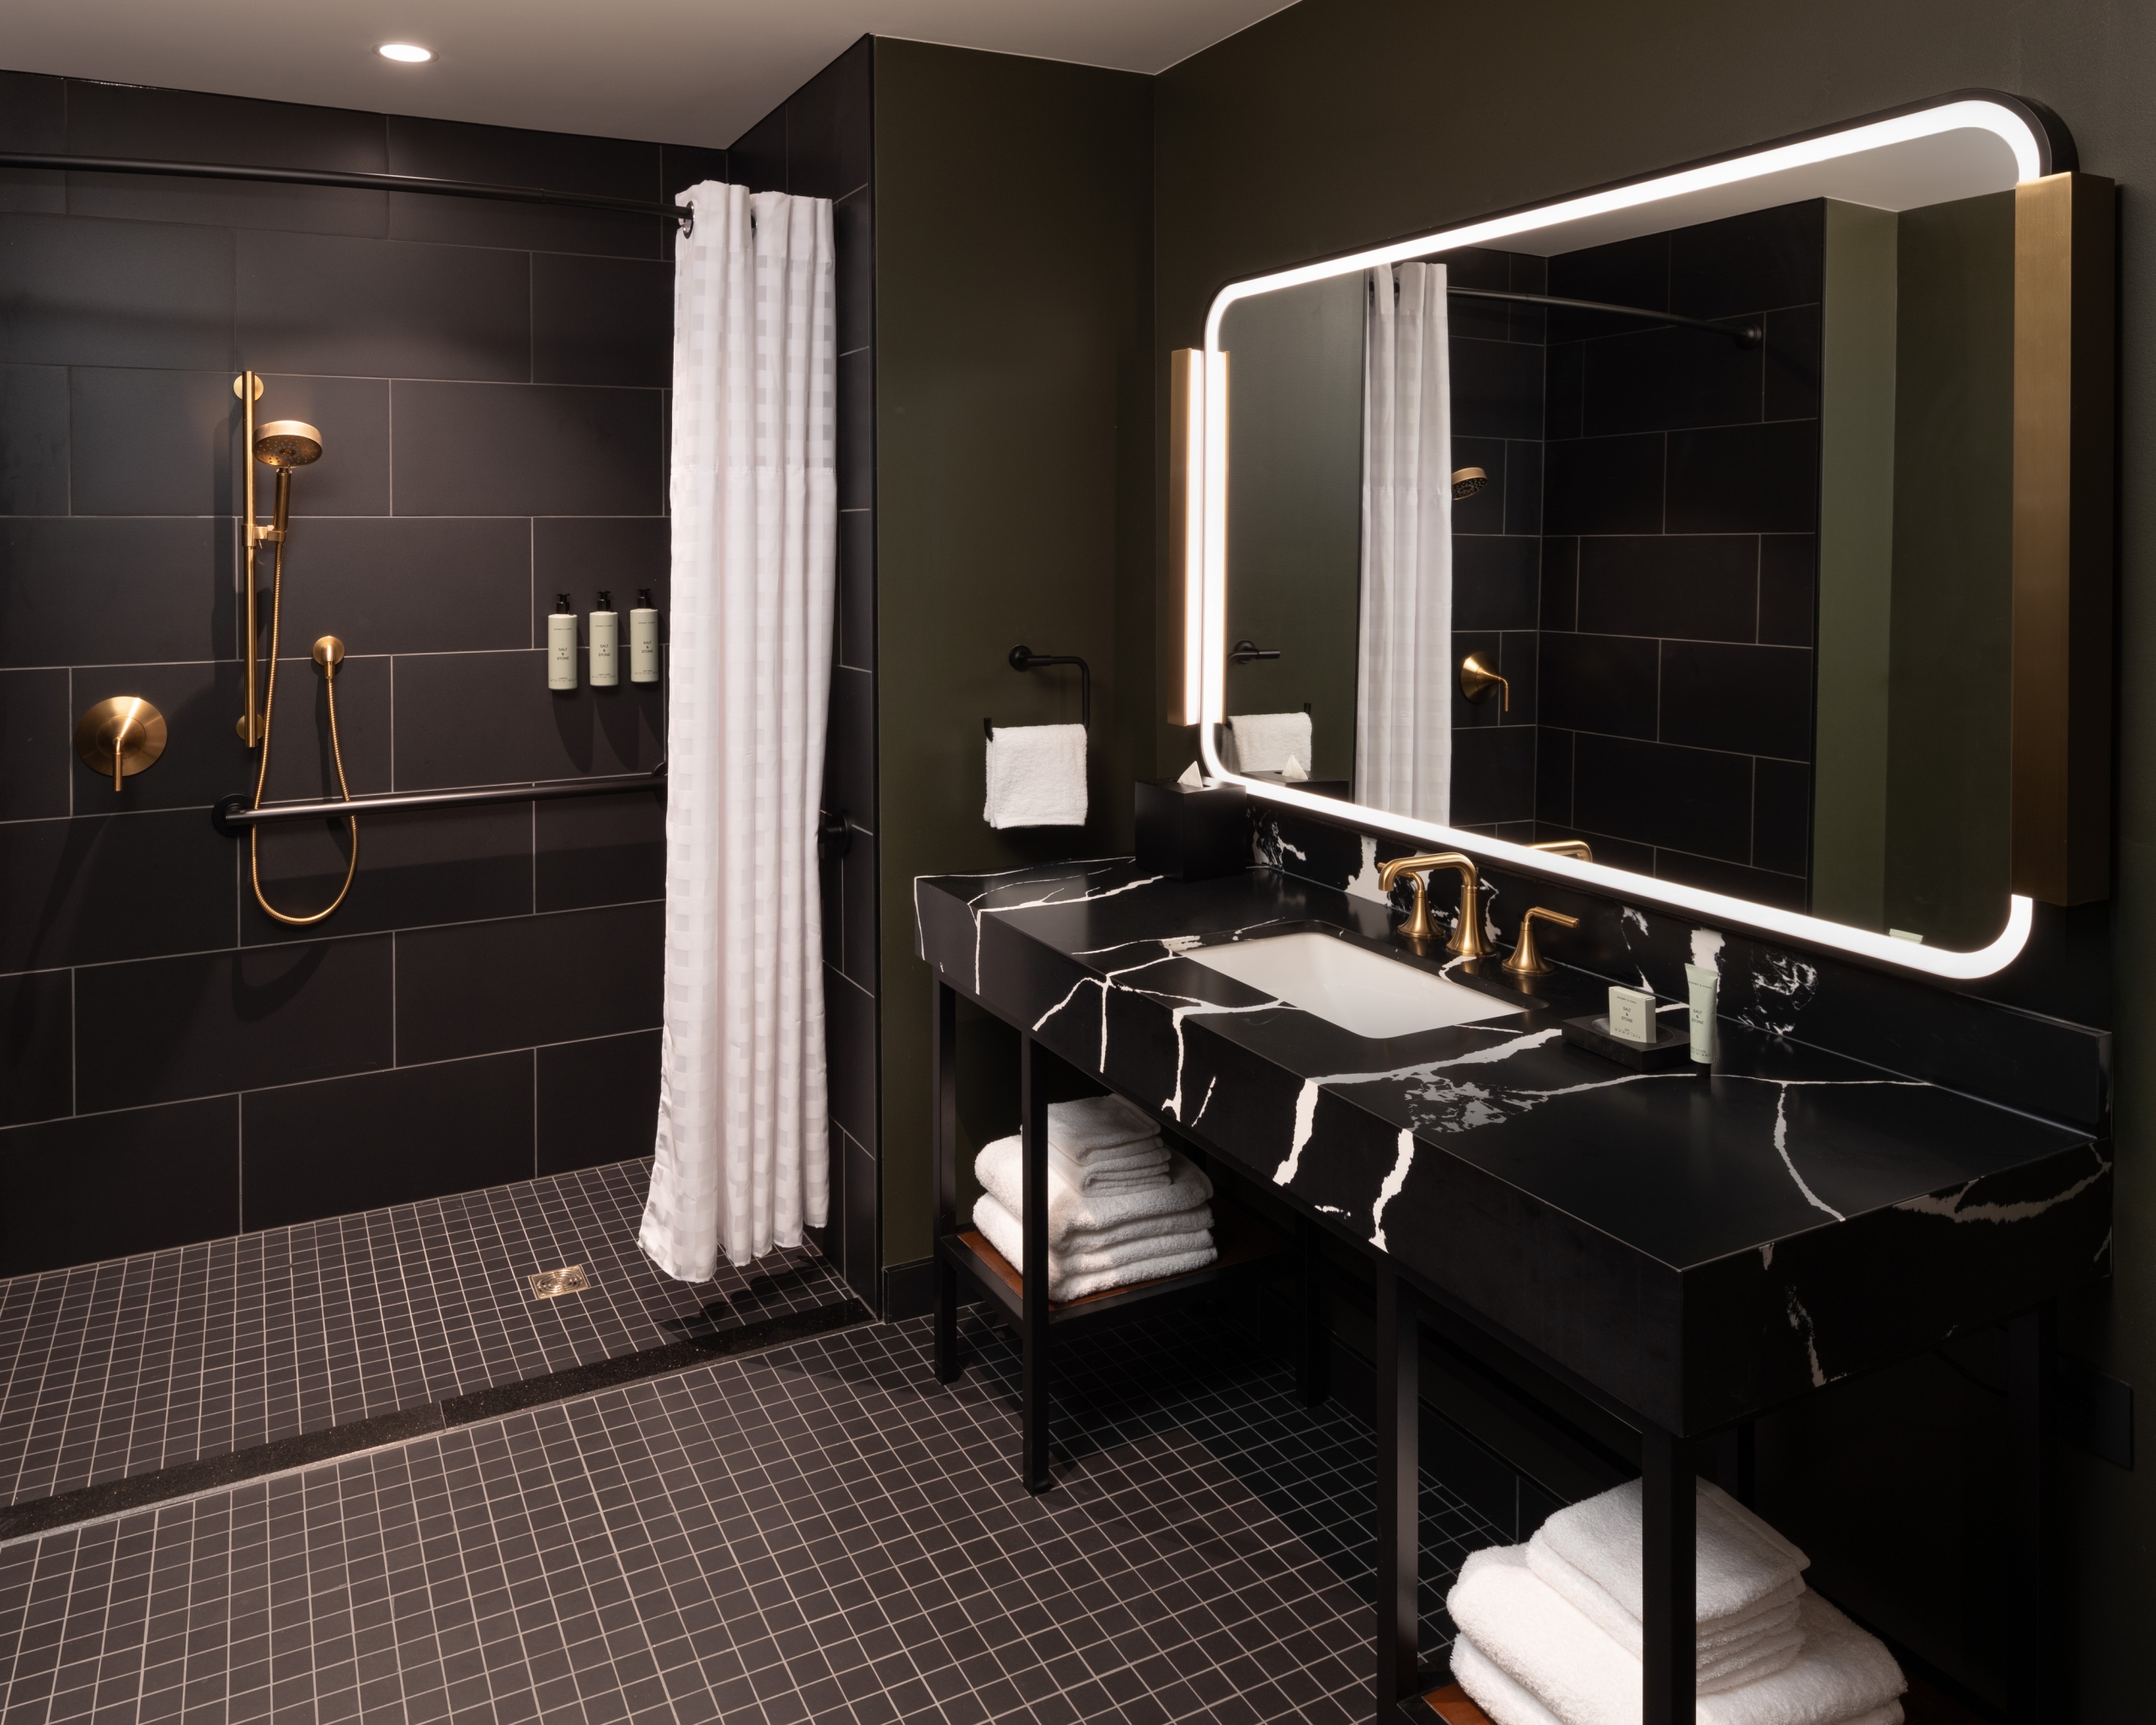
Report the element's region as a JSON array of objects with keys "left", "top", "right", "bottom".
[
  {"left": 1298, "top": 1217, "right": 1328, "bottom": 1408},
  {"left": 1712, "top": 1419, "right": 1755, "bottom": 1507},
  {"left": 1641, "top": 1425, "right": 1695, "bottom": 1725},
  {"left": 1020, "top": 1032, "right": 1053, "bottom": 1493},
  {"left": 2007, "top": 1302, "right": 2058, "bottom": 1725},
  {"left": 1374, "top": 1268, "right": 1420, "bottom": 1720},
  {"left": 932, "top": 980, "right": 963, "bottom": 1383}
]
